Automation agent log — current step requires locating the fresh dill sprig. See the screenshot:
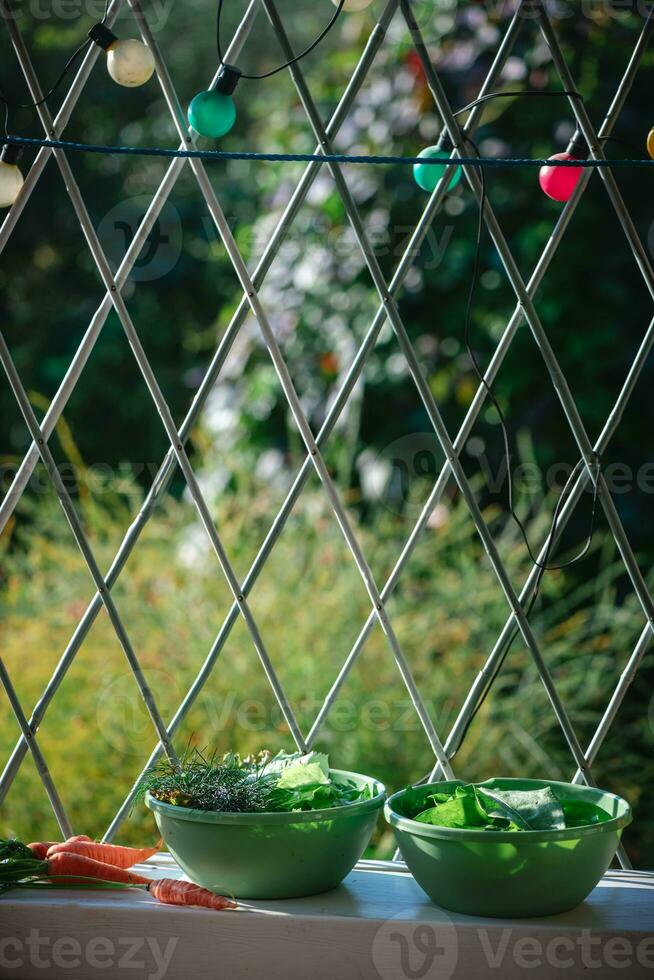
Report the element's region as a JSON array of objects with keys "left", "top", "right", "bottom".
[{"left": 137, "top": 748, "right": 277, "bottom": 813}]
